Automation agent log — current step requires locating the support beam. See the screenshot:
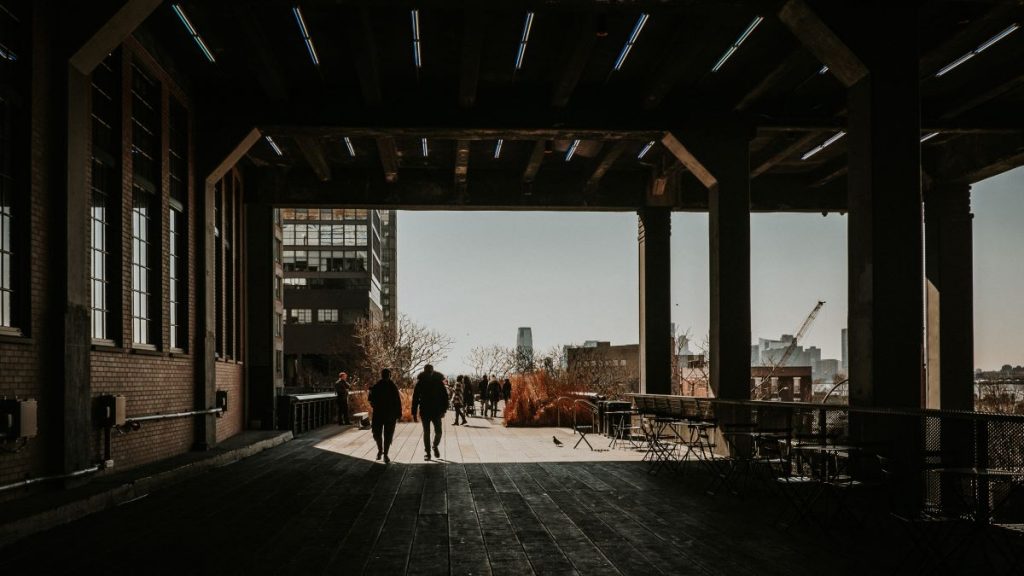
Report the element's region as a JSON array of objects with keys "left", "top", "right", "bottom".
[
  {"left": 845, "top": 2, "right": 923, "bottom": 409},
  {"left": 376, "top": 137, "right": 400, "bottom": 184},
  {"left": 586, "top": 141, "right": 627, "bottom": 191},
  {"left": 778, "top": 0, "right": 867, "bottom": 88},
  {"left": 244, "top": 199, "right": 279, "bottom": 429},
  {"left": 348, "top": 9, "right": 383, "bottom": 106},
  {"left": 735, "top": 48, "right": 816, "bottom": 112},
  {"left": 459, "top": 11, "right": 484, "bottom": 108},
  {"left": 551, "top": 16, "right": 597, "bottom": 108},
  {"left": 639, "top": 208, "right": 672, "bottom": 394},
  {"left": 925, "top": 182, "right": 974, "bottom": 411},
  {"left": 63, "top": 0, "right": 163, "bottom": 476},
  {"left": 919, "top": 3, "right": 1020, "bottom": 78},
  {"left": 294, "top": 135, "right": 332, "bottom": 181},
  {"left": 232, "top": 5, "right": 289, "bottom": 101},
  {"left": 198, "top": 128, "right": 263, "bottom": 449},
  {"left": 454, "top": 139, "right": 470, "bottom": 188},
  {"left": 70, "top": 0, "right": 163, "bottom": 73},
  {"left": 705, "top": 131, "right": 751, "bottom": 399},
  {"left": 523, "top": 140, "right": 546, "bottom": 184},
  {"left": 751, "top": 131, "right": 823, "bottom": 178},
  {"left": 661, "top": 132, "right": 717, "bottom": 189},
  {"left": 268, "top": 169, "right": 650, "bottom": 211},
  {"left": 939, "top": 70, "right": 1024, "bottom": 121}
]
